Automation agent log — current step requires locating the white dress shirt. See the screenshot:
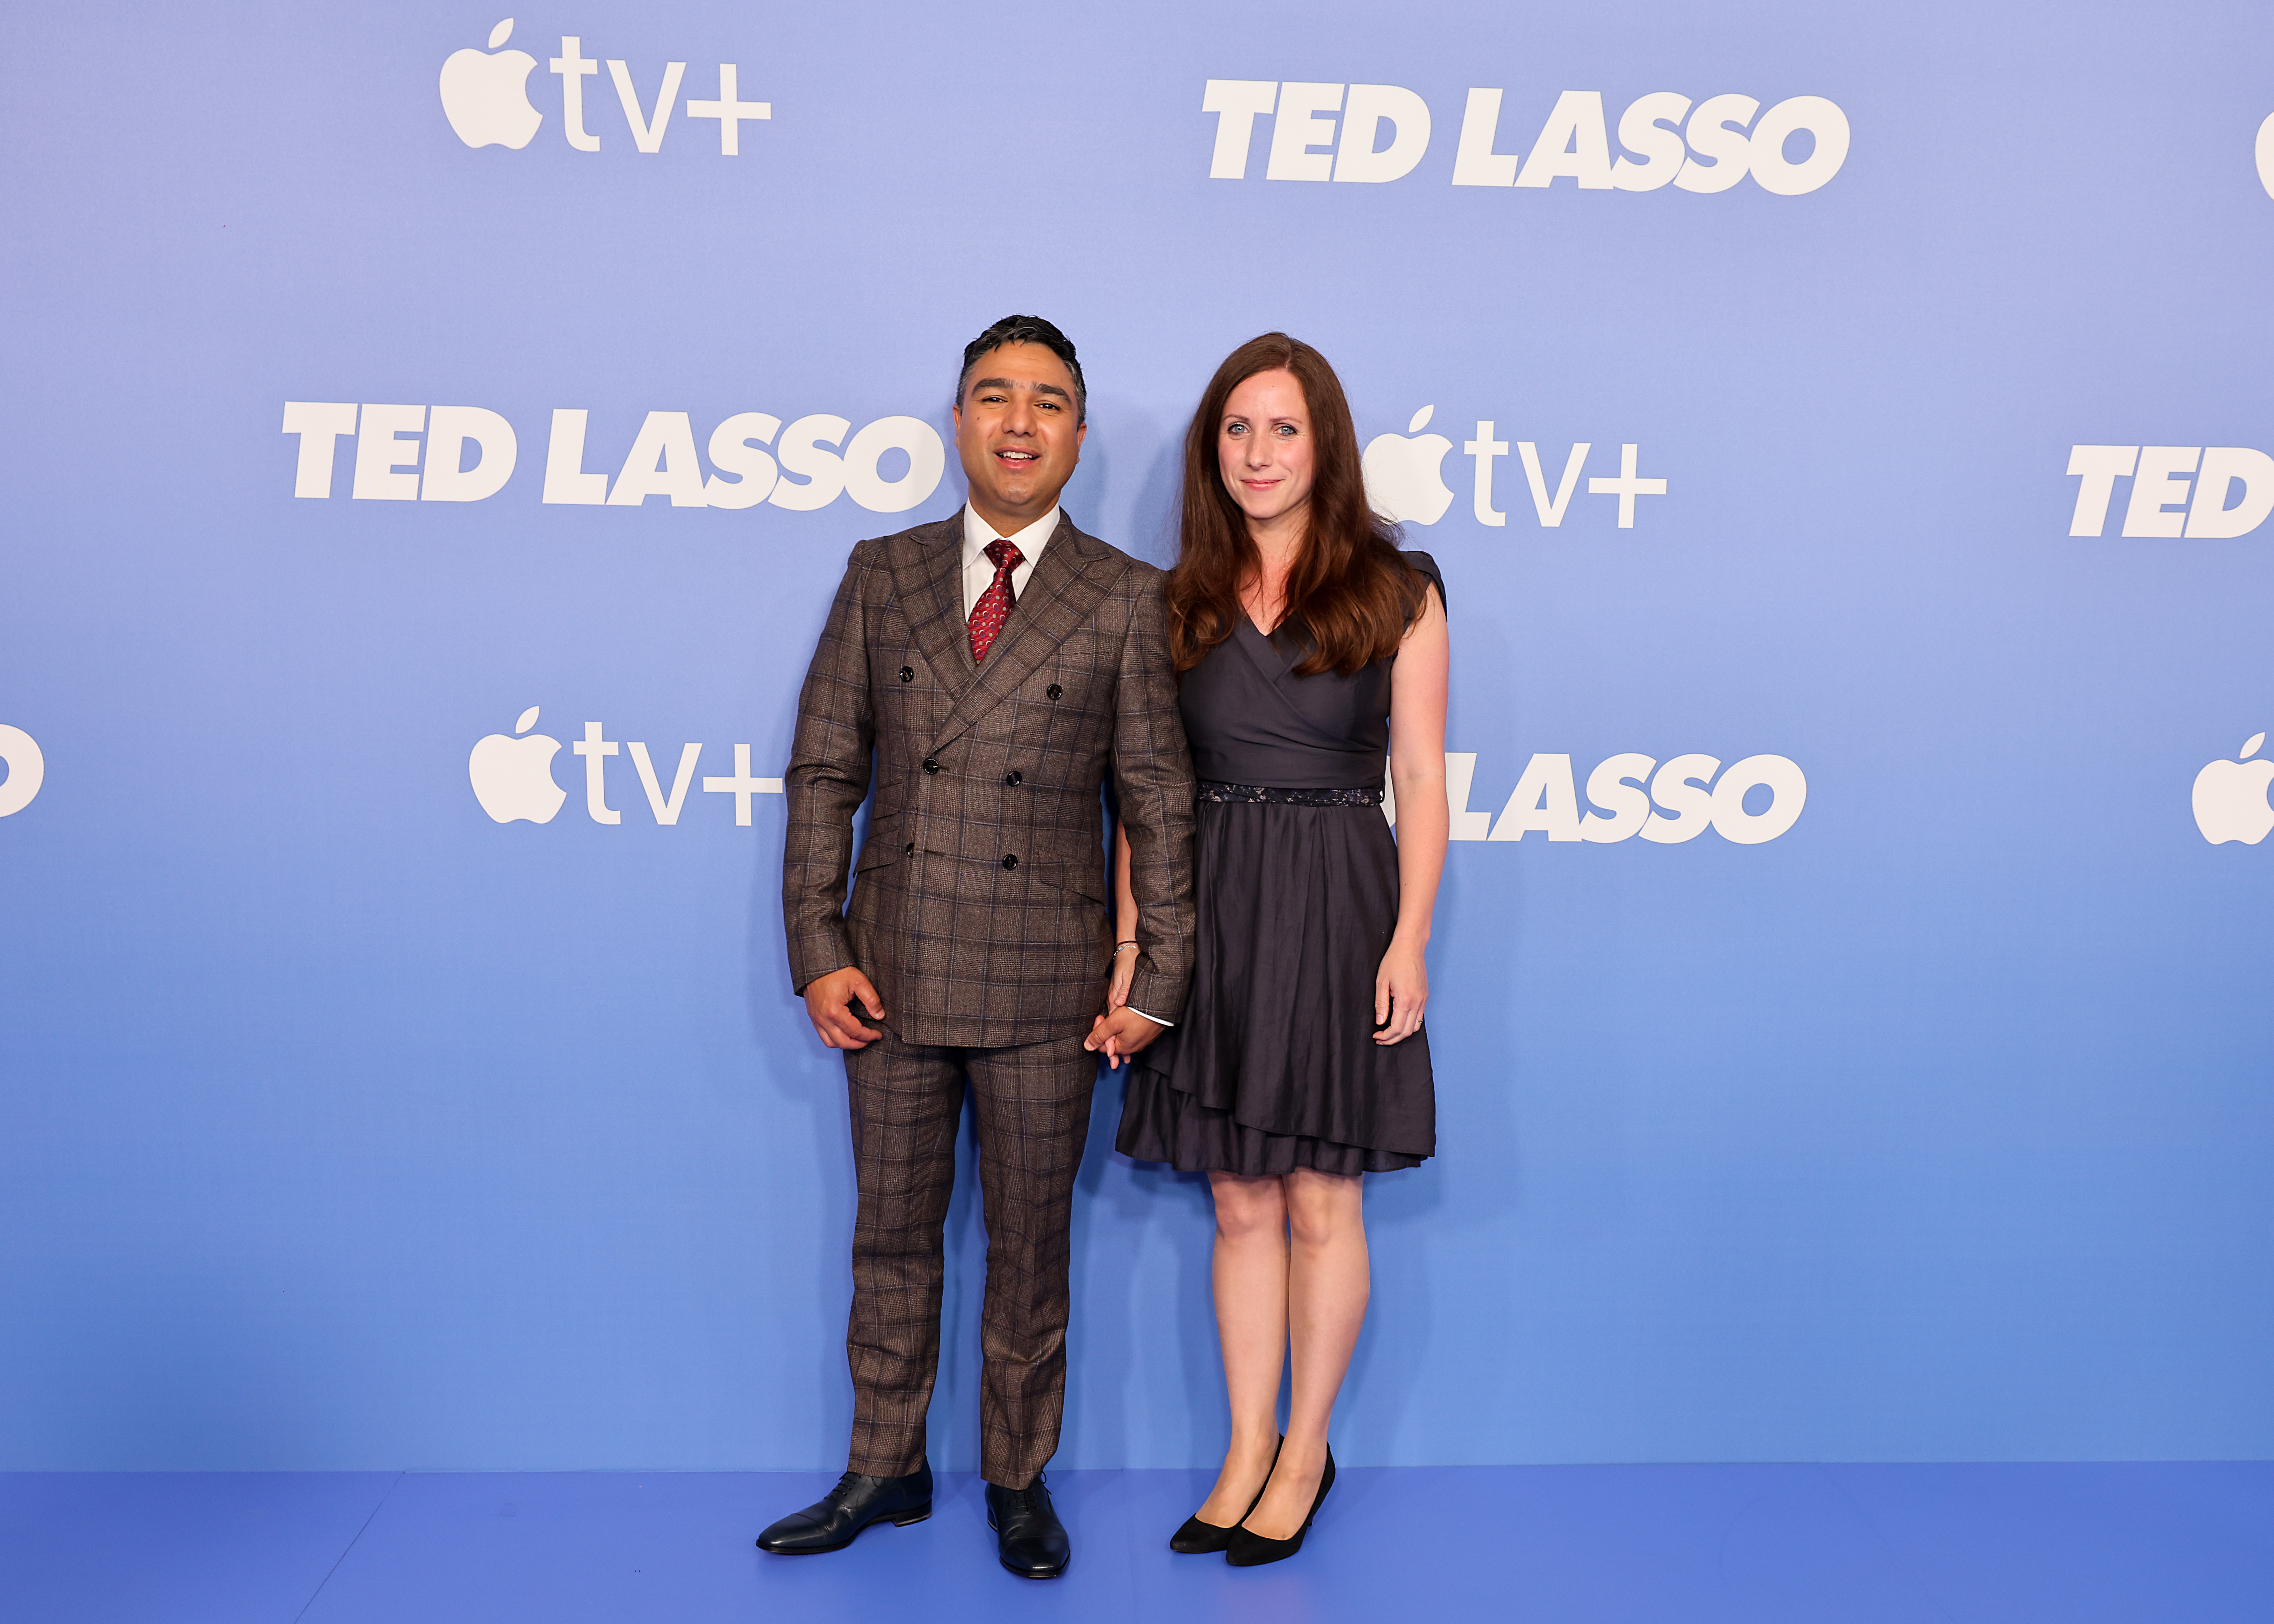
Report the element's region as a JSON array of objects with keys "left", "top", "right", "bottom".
[
  {"left": 956, "top": 502, "right": 1171, "bottom": 1030},
  {"left": 959, "top": 502, "right": 1058, "bottom": 616}
]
